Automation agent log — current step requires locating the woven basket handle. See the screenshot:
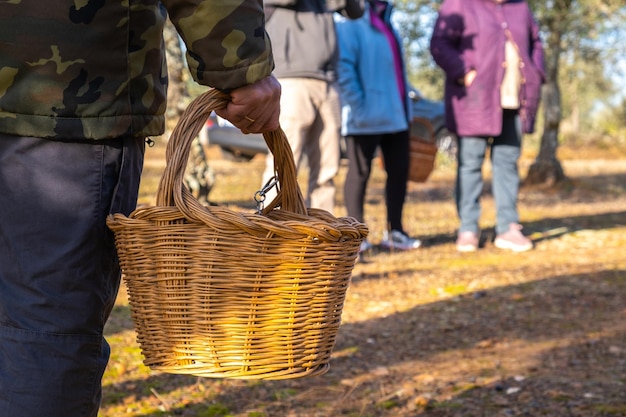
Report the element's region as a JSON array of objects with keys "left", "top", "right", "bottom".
[{"left": 156, "top": 88, "right": 307, "bottom": 218}]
